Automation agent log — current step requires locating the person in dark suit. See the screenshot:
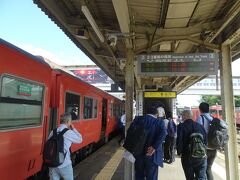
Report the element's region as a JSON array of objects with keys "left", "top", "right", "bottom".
[
  {"left": 134, "top": 106, "right": 167, "bottom": 180},
  {"left": 163, "top": 111, "right": 177, "bottom": 164},
  {"left": 177, "top": 110, "right": 207, "bottom": 180}
]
